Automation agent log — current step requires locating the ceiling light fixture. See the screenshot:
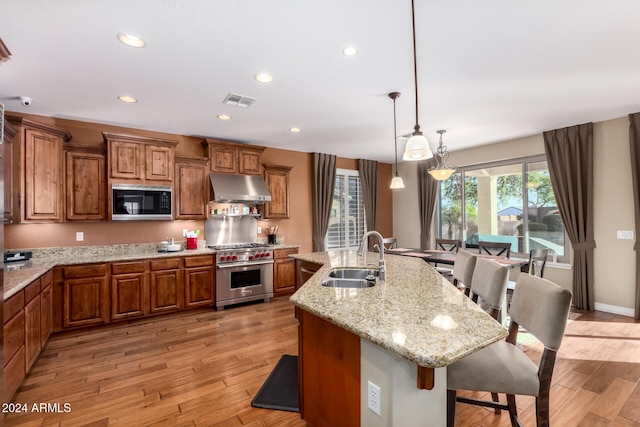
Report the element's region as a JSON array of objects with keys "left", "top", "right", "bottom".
[
  {"left": 427, "top": 130, "right": 456, "bottom": 180},
  {"left": 388, "top": 92, "right": 405, "bottom": 189},
  {"left": 254, "top": 73, "right": 274, "bottom": 83},
  {"left": 217, "top": 114, "right": 232, "bottom": 120},
  {"left": 117, "top": 33, "right": 146, "bottom": 48},
  {"left": 289, "top": 127, "right": 301, "bottom": 133},
  {"left": 117, "top": 95, "right": 137, "bottom": 103},
  {"left": 342, "top": 46, "right": 358, "bottom": 56},
  {"left": 402, "top": 0, "right": 433, "bottom": 161}
]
